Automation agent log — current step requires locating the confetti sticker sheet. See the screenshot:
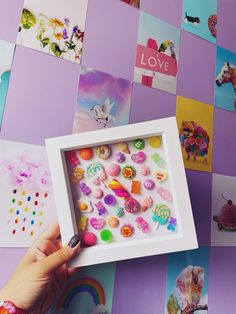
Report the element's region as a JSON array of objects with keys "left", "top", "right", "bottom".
[
  {"left": 65, "top": 135, "right": 178, "bottom": 248},
  {"left": 0, "top": 140, "right": 57, "bottom": 247},
  {"left": 17, "top": 0, "right": 88, "bottom": 63}
]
